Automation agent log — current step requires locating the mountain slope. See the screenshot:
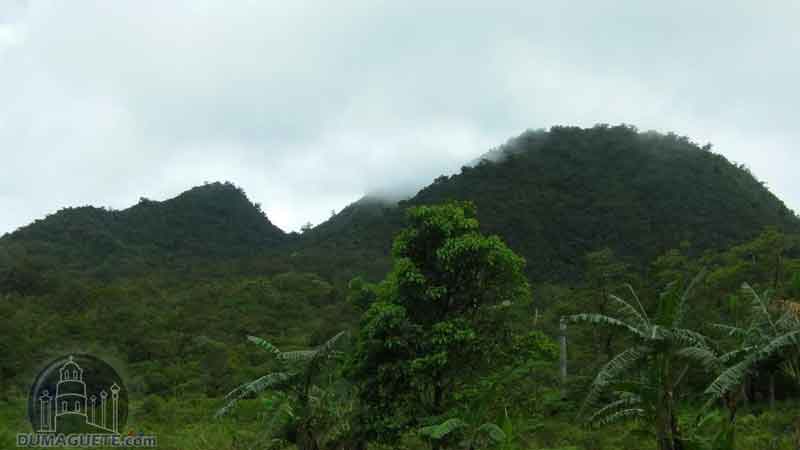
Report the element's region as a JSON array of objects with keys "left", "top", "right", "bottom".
[
  {"left": 3, "top": 125, "right": 796, "bottom": 286},
  {"left": 289, "top": 195, "right": 404, "bottom": 281},
  {"left": 298, "top": 125, "right": 799, "bottom": 281},
  {"left": 0, "top": 181, "right": 286, "bottom": 280}
]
